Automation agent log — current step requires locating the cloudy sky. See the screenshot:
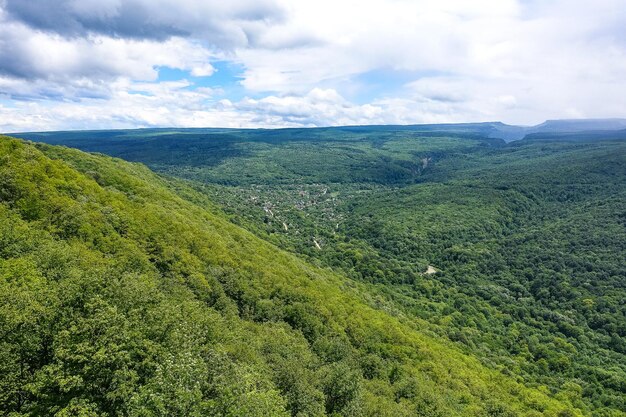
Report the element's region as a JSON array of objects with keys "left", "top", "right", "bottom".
[{"left": 1, "top": 0, "right": 625, "bottom": 132}]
